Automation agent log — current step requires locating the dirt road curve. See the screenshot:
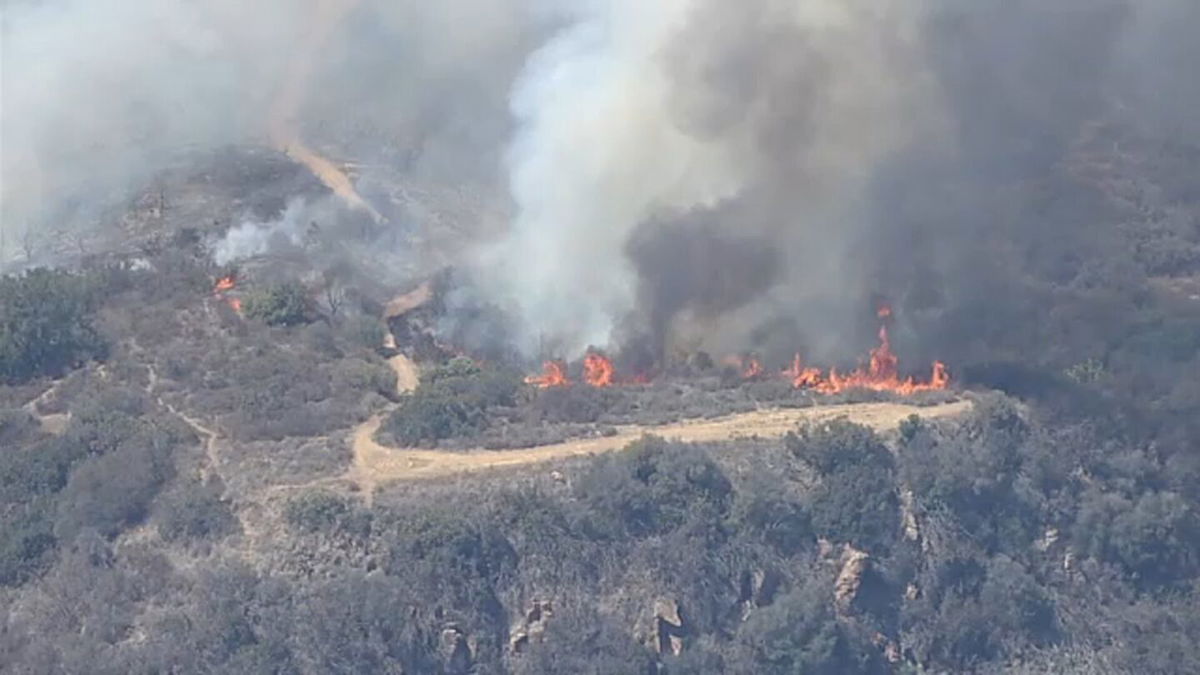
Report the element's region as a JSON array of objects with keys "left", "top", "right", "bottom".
[{"left": 349, "top": 367, "right": 972, "bottom": 486}]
